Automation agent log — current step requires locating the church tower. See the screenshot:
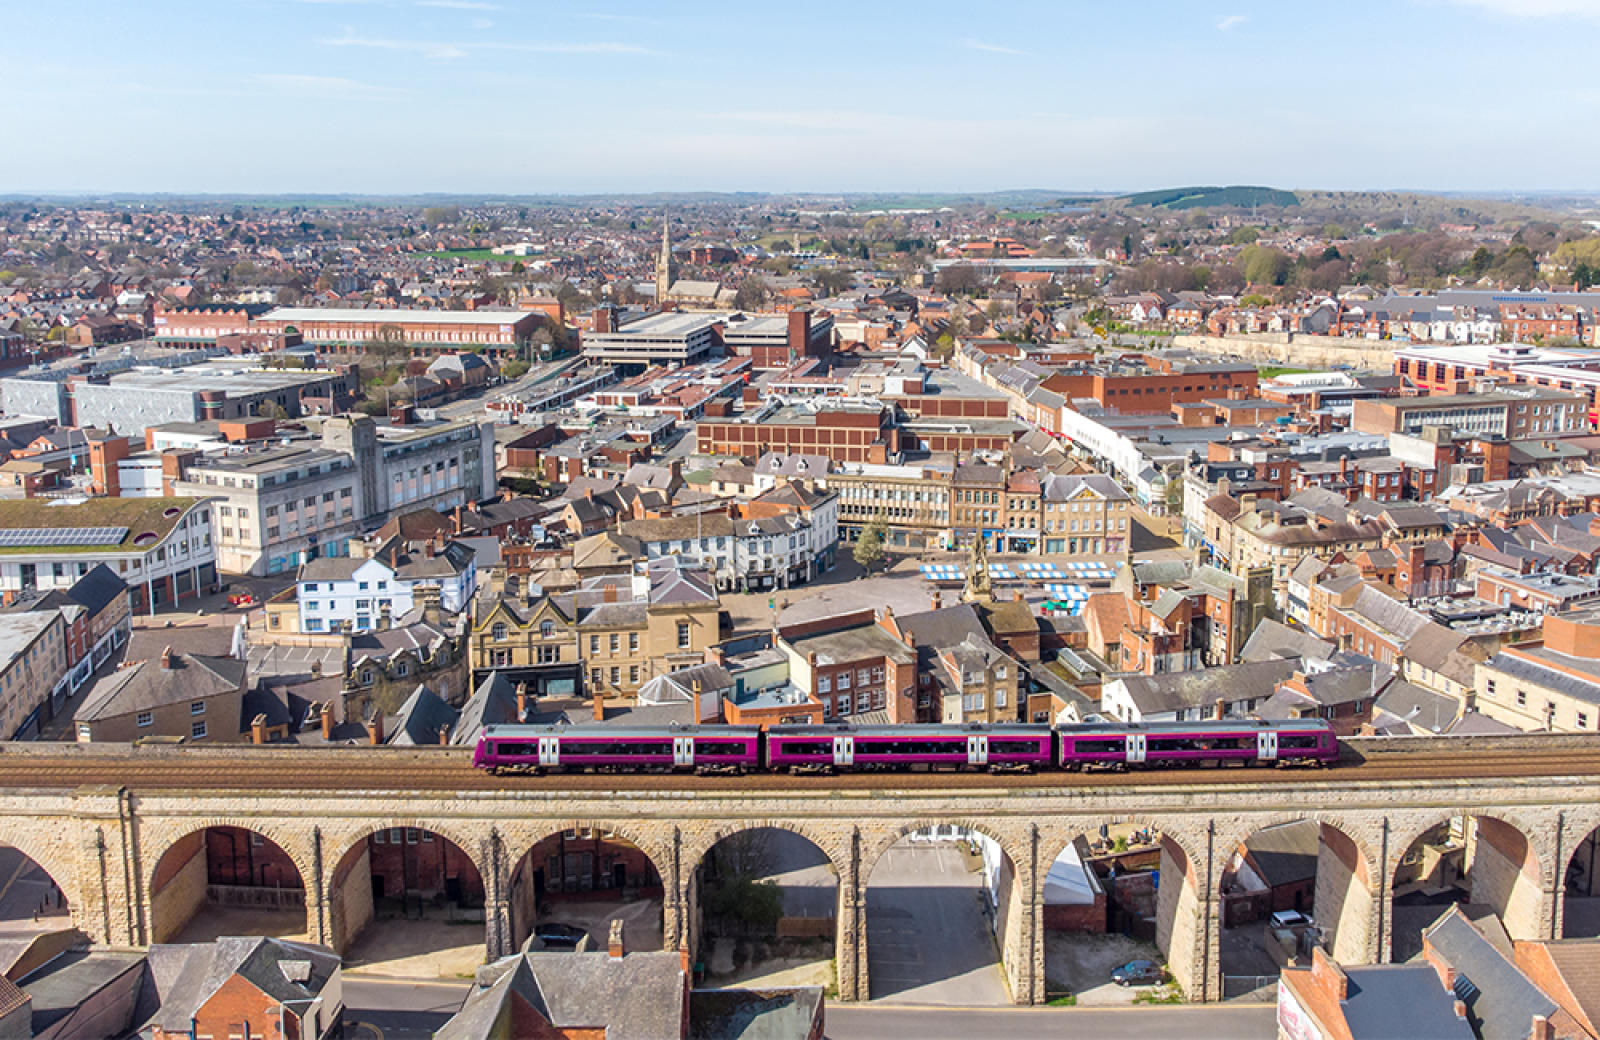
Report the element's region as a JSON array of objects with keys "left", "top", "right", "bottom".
[{"left": 654, "top": 216, "right": 676, "bottom": 310}]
